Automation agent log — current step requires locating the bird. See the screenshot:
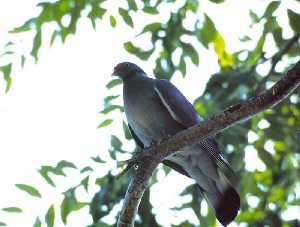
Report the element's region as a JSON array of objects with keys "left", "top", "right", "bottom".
[{"left": 112, "top": 62, "right": 240, "bottom": 226}]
